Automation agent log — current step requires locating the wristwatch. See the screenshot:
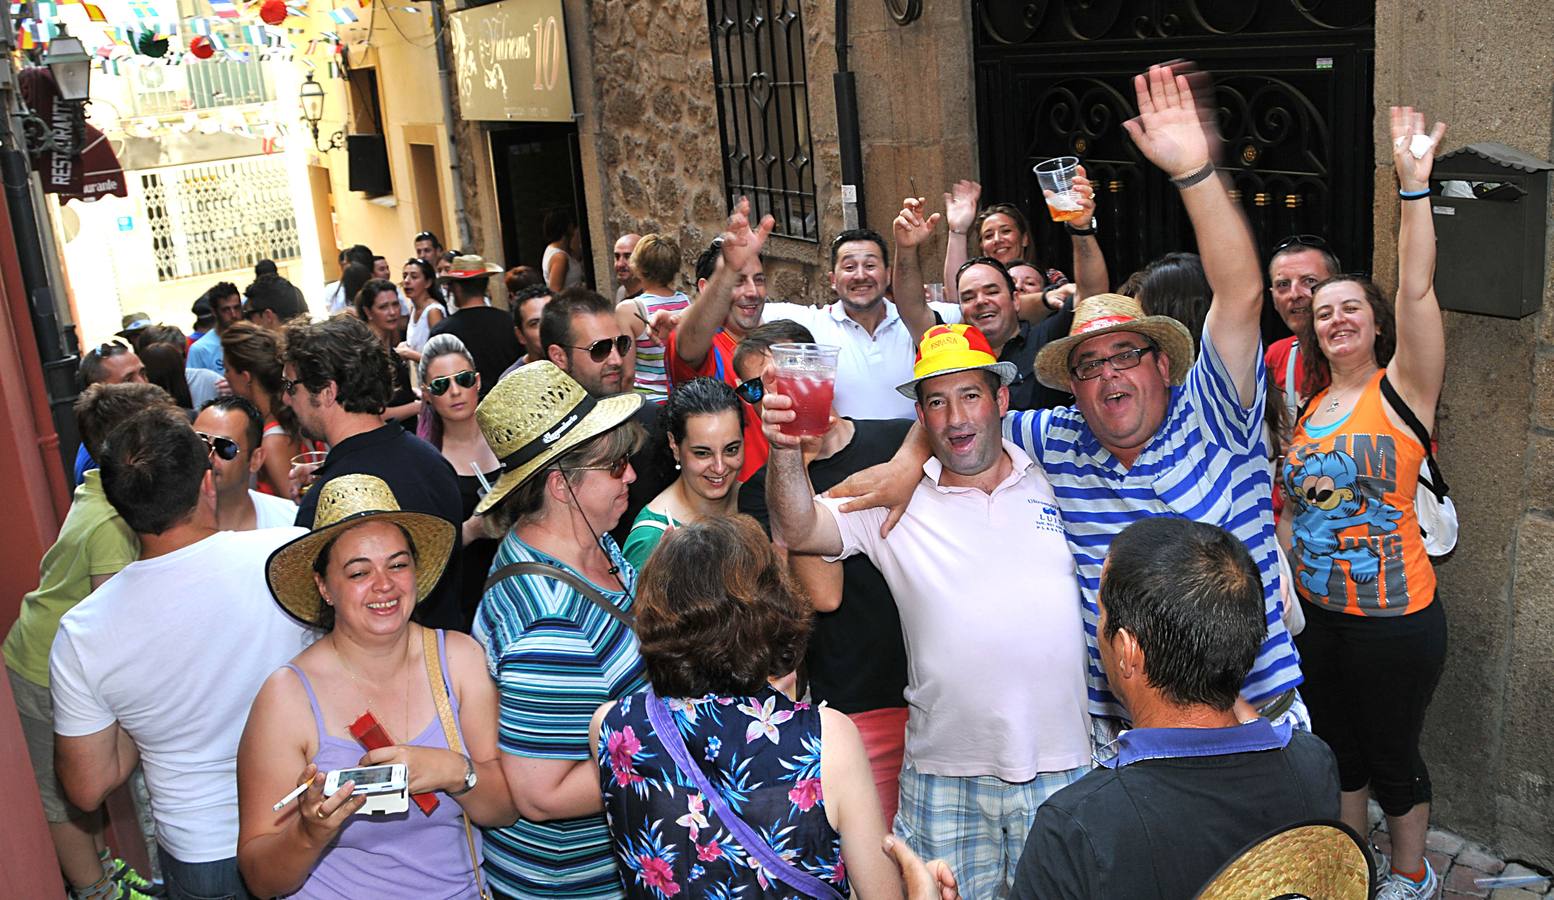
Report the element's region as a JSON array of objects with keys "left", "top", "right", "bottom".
[
  {"left": 1065, "top": 217, "right": 1098, "bottom": 237},
  {"left": 449, "top": 755, "right": 477, "bottom": 796}
]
